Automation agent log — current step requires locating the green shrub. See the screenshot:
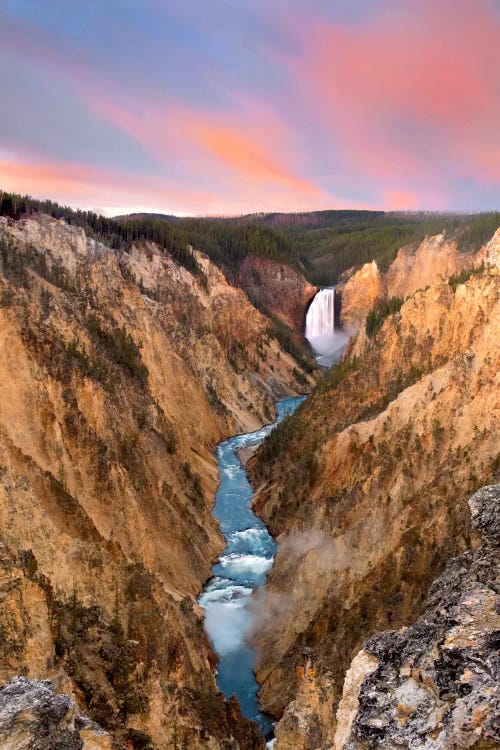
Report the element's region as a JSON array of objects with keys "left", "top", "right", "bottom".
[
  {"left": 315, "top": 356, "right": 358, "bottom": 394},
  {"left": 432, "top": 418, "right": 444, "bottom": 439},
  {"left": 64, "top": 337, "right": 109, "bottom": 383},
  {"left": 448, "top": 262, "right": 484, "bottom": 291},
  {"left": 182, "top": 461, "right": 204, "bottom": 505},
  {"left": 366, "top": 297, "right": 404, "bottom": 338},
  {"left": 85, "top": 315, "right": 148, "bottom": 385},
  {"left": 293, "top": 367, "right": 308, "bottom": 387}
]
